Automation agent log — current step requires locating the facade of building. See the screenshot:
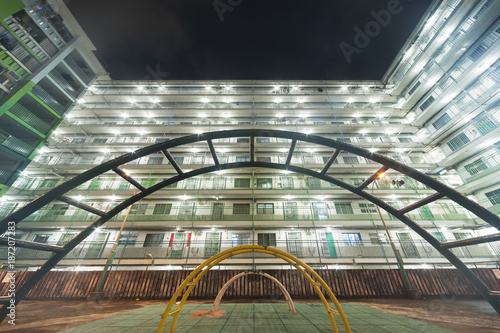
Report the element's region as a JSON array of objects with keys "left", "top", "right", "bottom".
[
  {"left": 0, "top": 0, "right": 106, "bottom": 197},
  {"left": 0, "top": 0, "right": 499, "bottom": 271}
]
